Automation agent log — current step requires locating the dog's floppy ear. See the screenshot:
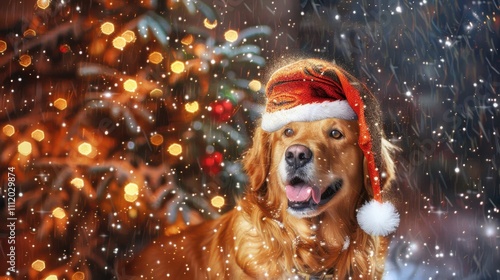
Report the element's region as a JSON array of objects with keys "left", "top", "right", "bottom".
[
  {"left": 242, "top": 126, "right": 271, "bottom": 192},
  {"left": 363, "top": 138, "right": 398, "bottom": 197}
]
